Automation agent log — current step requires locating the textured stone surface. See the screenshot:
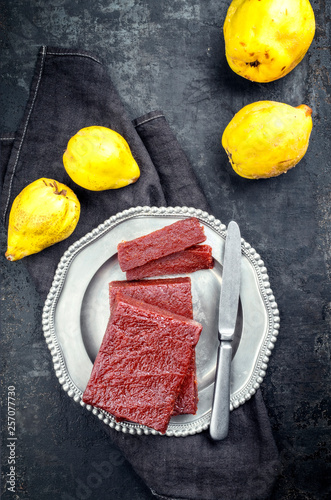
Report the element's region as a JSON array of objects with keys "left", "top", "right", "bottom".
[{"left": 1, "top": 1, "right": 330, "bottom": 499}]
